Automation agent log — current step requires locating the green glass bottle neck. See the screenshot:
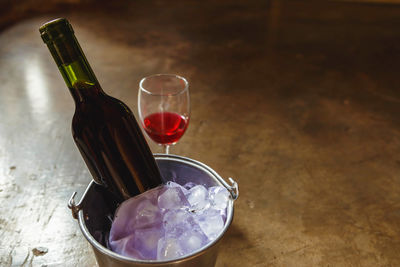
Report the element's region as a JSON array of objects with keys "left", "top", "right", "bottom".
[{"left": 46, "top": 33, "right": 103, "bottom": 102}]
